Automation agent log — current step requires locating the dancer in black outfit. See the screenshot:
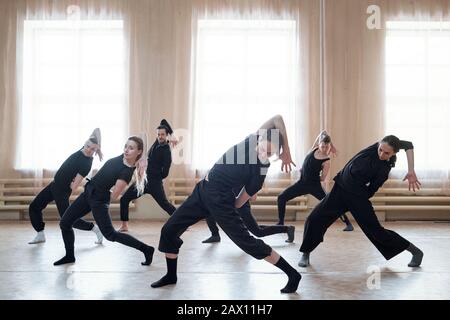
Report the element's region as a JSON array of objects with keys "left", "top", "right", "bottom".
[
  {"left": 119, "top": 119, "right": 177, "bottom": 232},
  {"left": 298, "top": 135, "right": 424, "bottom": 268},
  {"left": 54, "top": 136, "right": 154, "bottom": 266},
  {"left": 28, "top": 128, "right": 104, "bottom": 244},
  {"left": 277, "top": 131, "right": 353, "bottom": 231},
  {"left": 152, "top": 115, "right": 302, "bottom": 294}
]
